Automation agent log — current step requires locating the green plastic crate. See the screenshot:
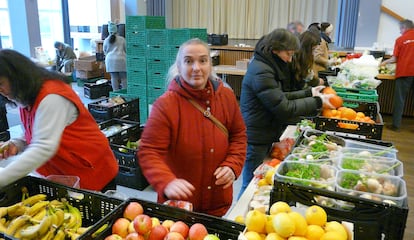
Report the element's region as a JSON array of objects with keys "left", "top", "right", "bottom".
[
  {"left": 147, "top": 85, "right": 165, "bottom": 104},
  {"left": 333, "top": 86, "right": 377, "bottom": 95},
  {"left": 126, "top": 30, "right": 146, "bottom": 45},
  {"left": 147, "top": 70, "right": 167, "bottom": 88},
  {"left": 126, "top": 43, "right": 147, "bottom": 56},
  {"left": 146, "top": 59, "right": 170, "bottom": 73},
  {"left": 168, "top": 45, "right": 180, "bottom": 60},
  {"left": 188, "top": 28, "right": 208, "bottom": 41},
  {"left": 127, "top": 83, "right": 147, "bottom": 98},
  {"left": 146, "top": 45, "right": 169, "bottom": 60},
  {"left": 127, "top": 70, "right": 147, "bottom": 85},
  {"left": 167, "top": 28, "right": 191, "bottom": 45},
  {"left": 127, "top": 56, "right": 146, "bottom": 71},
  {"left": 146, "top": 29, "right": 168, "bottom": 45},
  {"left": 126, "top": 16, "right": 166, "bottom": 30}
]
